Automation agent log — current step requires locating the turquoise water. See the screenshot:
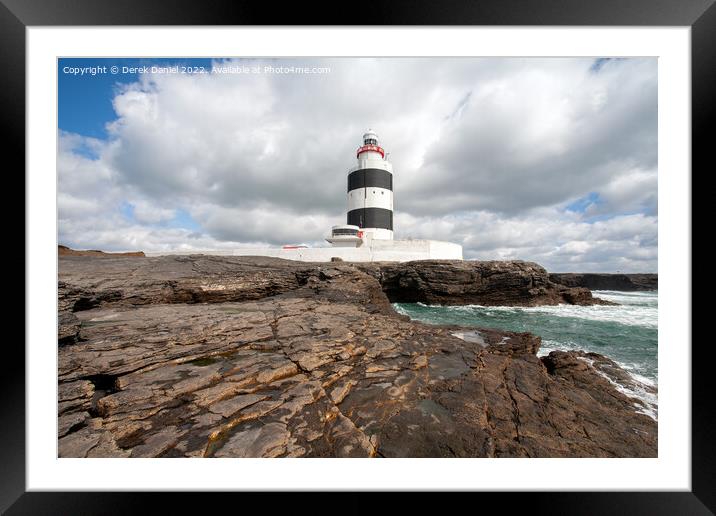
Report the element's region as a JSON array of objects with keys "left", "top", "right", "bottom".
[{"left": 393, "top": 290, "right": 658, "bottom": 383}]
